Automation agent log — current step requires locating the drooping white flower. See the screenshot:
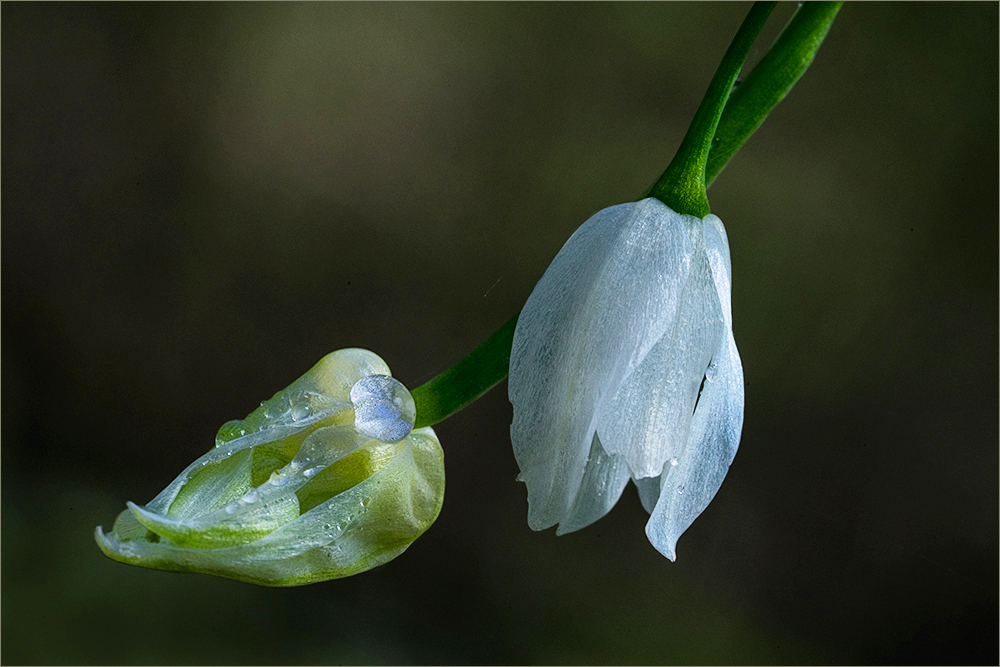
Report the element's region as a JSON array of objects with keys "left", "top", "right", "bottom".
[
  {"left": 96, "top": 349, "right": 444, "bottom": 586},
  {"left": 508, "top": 197, "right": 743, "bottom": 560}
]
